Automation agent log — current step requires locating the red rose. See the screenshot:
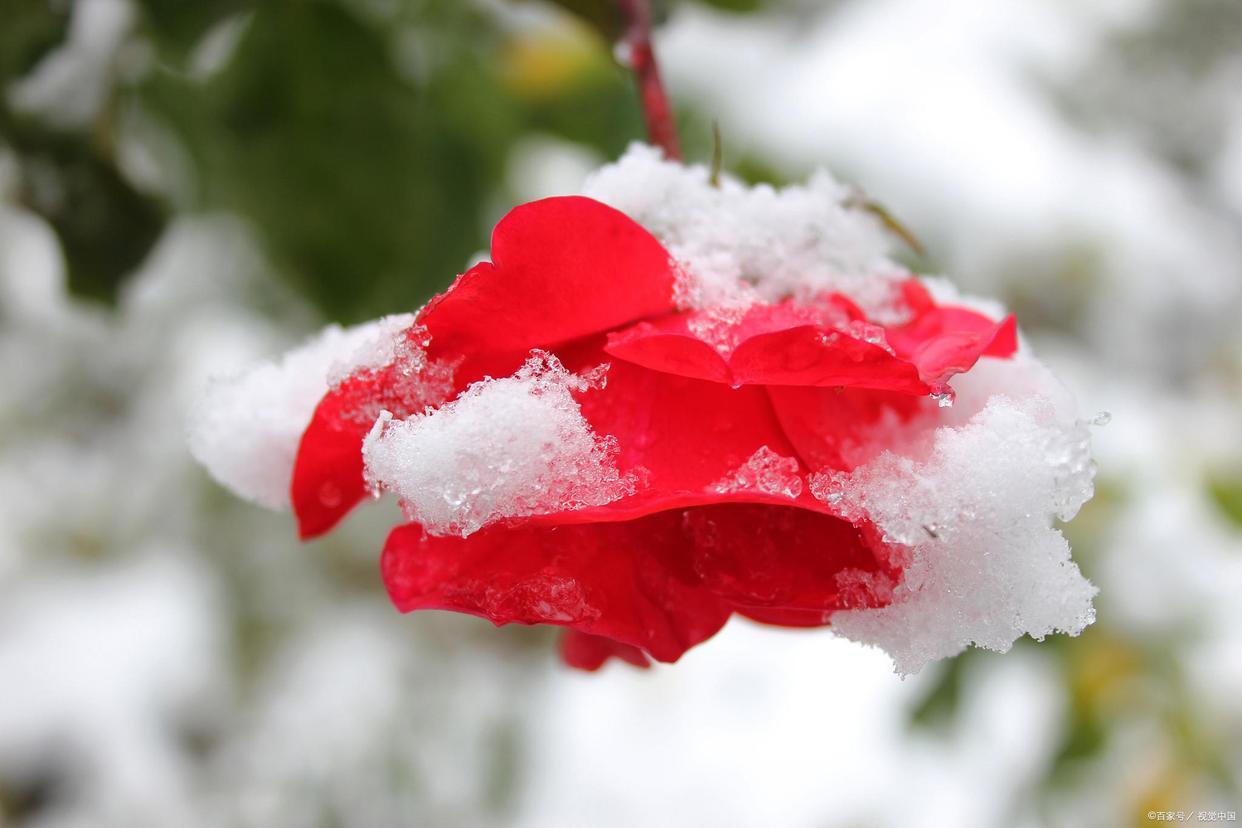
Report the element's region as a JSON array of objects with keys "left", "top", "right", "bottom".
[{"left": 289, "top": 195, "right": 1016, "bottom": 669}]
